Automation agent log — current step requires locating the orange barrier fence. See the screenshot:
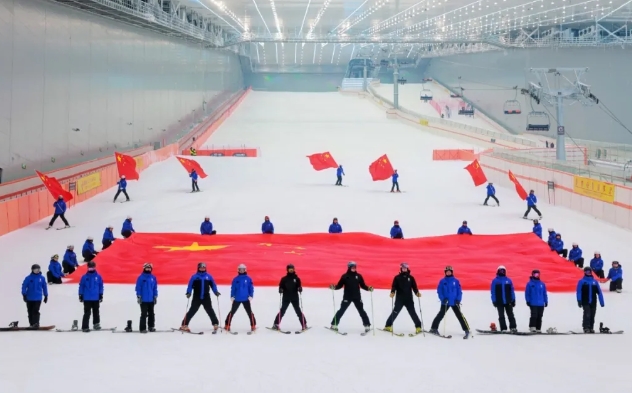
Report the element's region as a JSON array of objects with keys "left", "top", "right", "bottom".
[
  {"left": 432, "top": 149, "right": 476, "bottom": 161},
  {"left": 184, "top": 148, "right": 258, "bottom": 157},
  {"left": 0, "top": 89, "right": 251, "bottom": 237}
]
